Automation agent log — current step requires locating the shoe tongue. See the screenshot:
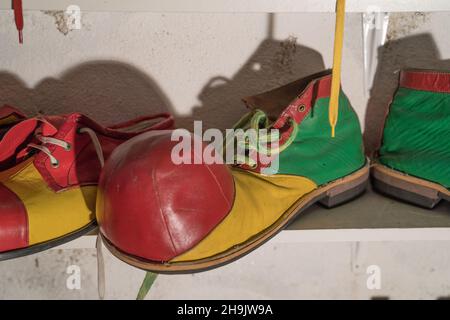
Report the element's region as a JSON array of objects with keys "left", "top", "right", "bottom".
[
  {"left": 38, "top": 115, "right": 63, "bottom": 137},
  {"left": 0, "top": 116, "right": 60, "bottom": 164}
]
